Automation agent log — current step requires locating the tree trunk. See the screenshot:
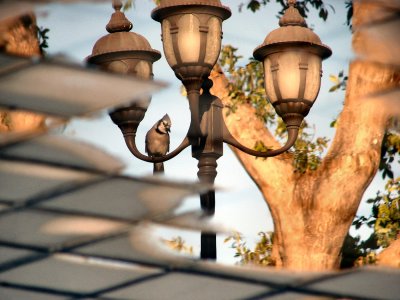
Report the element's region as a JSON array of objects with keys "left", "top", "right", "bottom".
[
  {"left": 0, "top": 13, "right": 44, "bottom": 133},
  {"left": 377, "top": 239, "right": 400, "bottom": 268},
  {"left": 210, "top": 2, "right": 399, "bottom": 271}
]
